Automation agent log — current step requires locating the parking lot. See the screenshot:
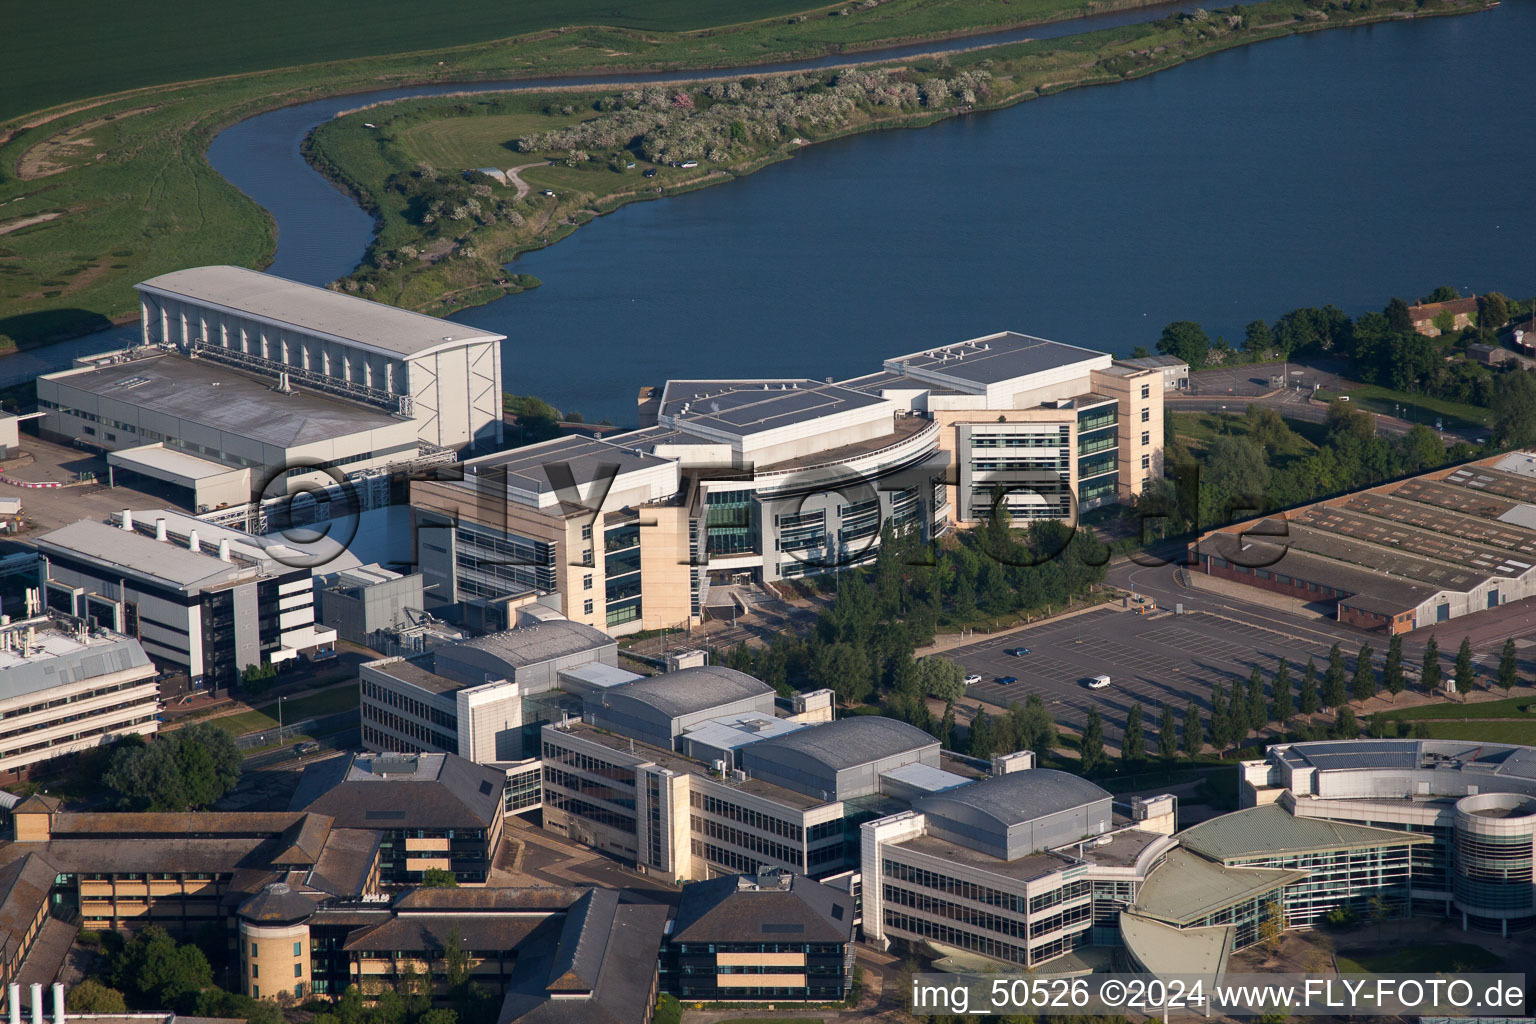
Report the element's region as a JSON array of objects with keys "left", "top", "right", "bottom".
[{"left": 950, "top": 605, "right": 1360, "bottom": 744}]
